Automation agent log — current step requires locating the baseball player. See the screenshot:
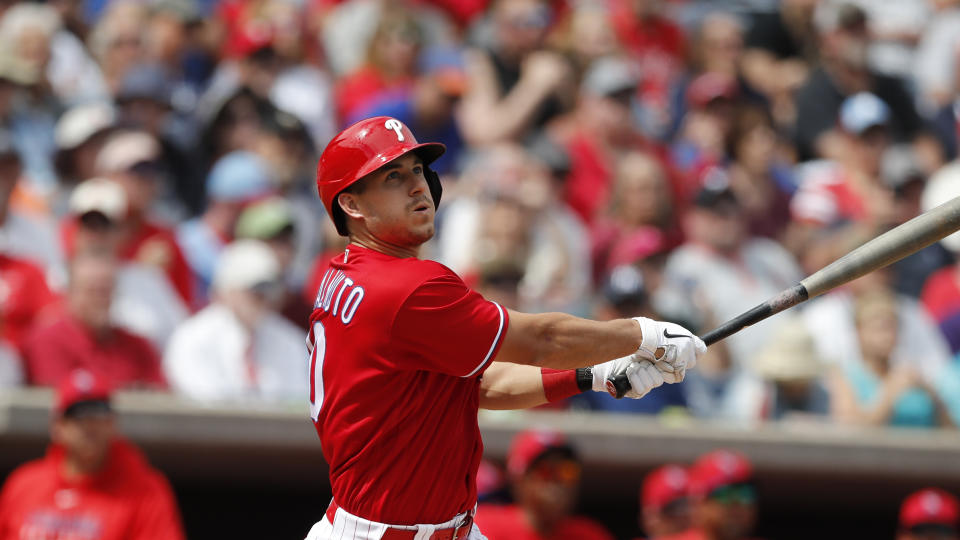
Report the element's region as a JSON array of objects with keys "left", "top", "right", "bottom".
[{"left": 305, "top": 116, "right": 706, "bottom": 540}]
